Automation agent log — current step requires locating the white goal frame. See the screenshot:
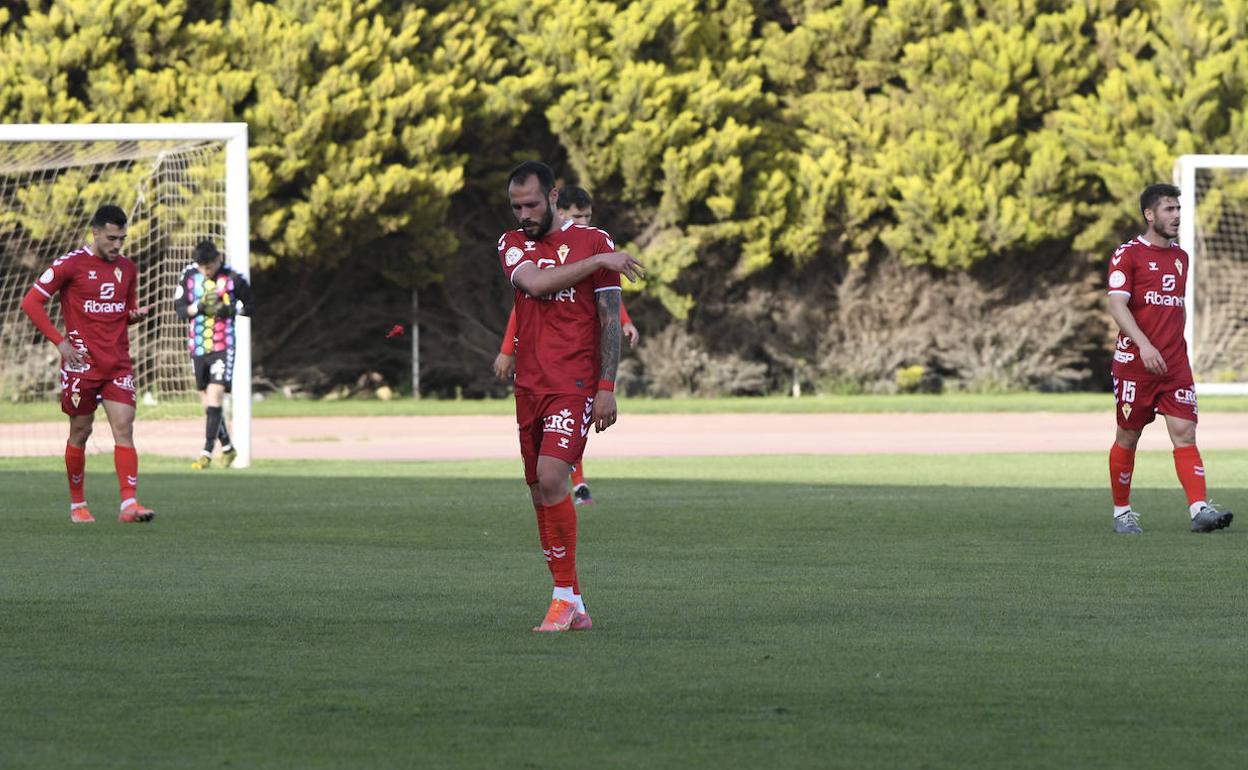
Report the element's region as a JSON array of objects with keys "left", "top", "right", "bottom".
[
  {"left": 1174, "top": 154, "right": 1248, "bottom": 396},
  {"left": 0, "top": 123, "right": 253, "bottom": 466}
]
